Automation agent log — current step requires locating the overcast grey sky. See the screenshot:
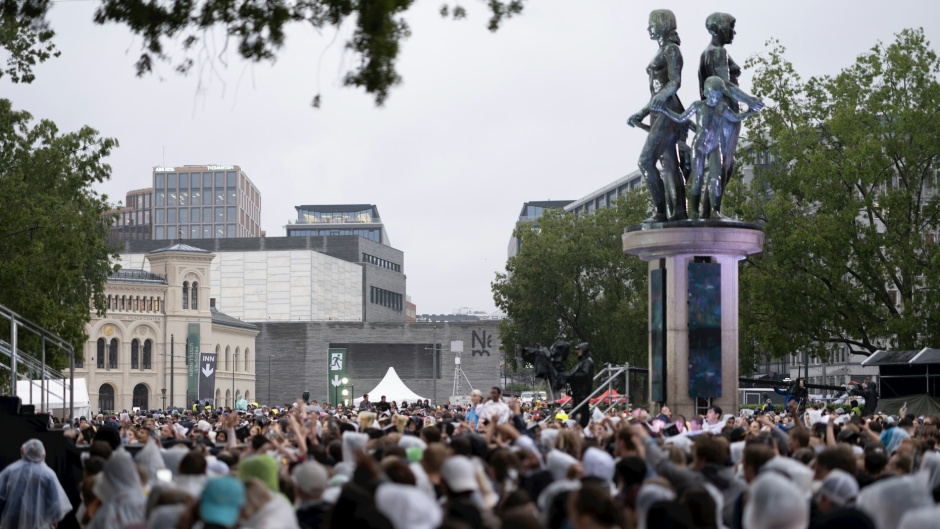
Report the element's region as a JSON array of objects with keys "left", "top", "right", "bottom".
[{"left": 6, "top": 1, "right": 940, "bottom": 315}]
